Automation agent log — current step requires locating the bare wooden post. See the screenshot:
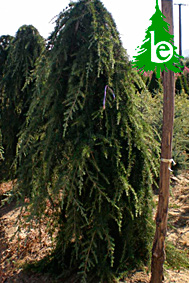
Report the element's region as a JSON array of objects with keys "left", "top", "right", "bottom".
[{"left": 150, "top": 0, "right": 175, "bottom": 282}]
